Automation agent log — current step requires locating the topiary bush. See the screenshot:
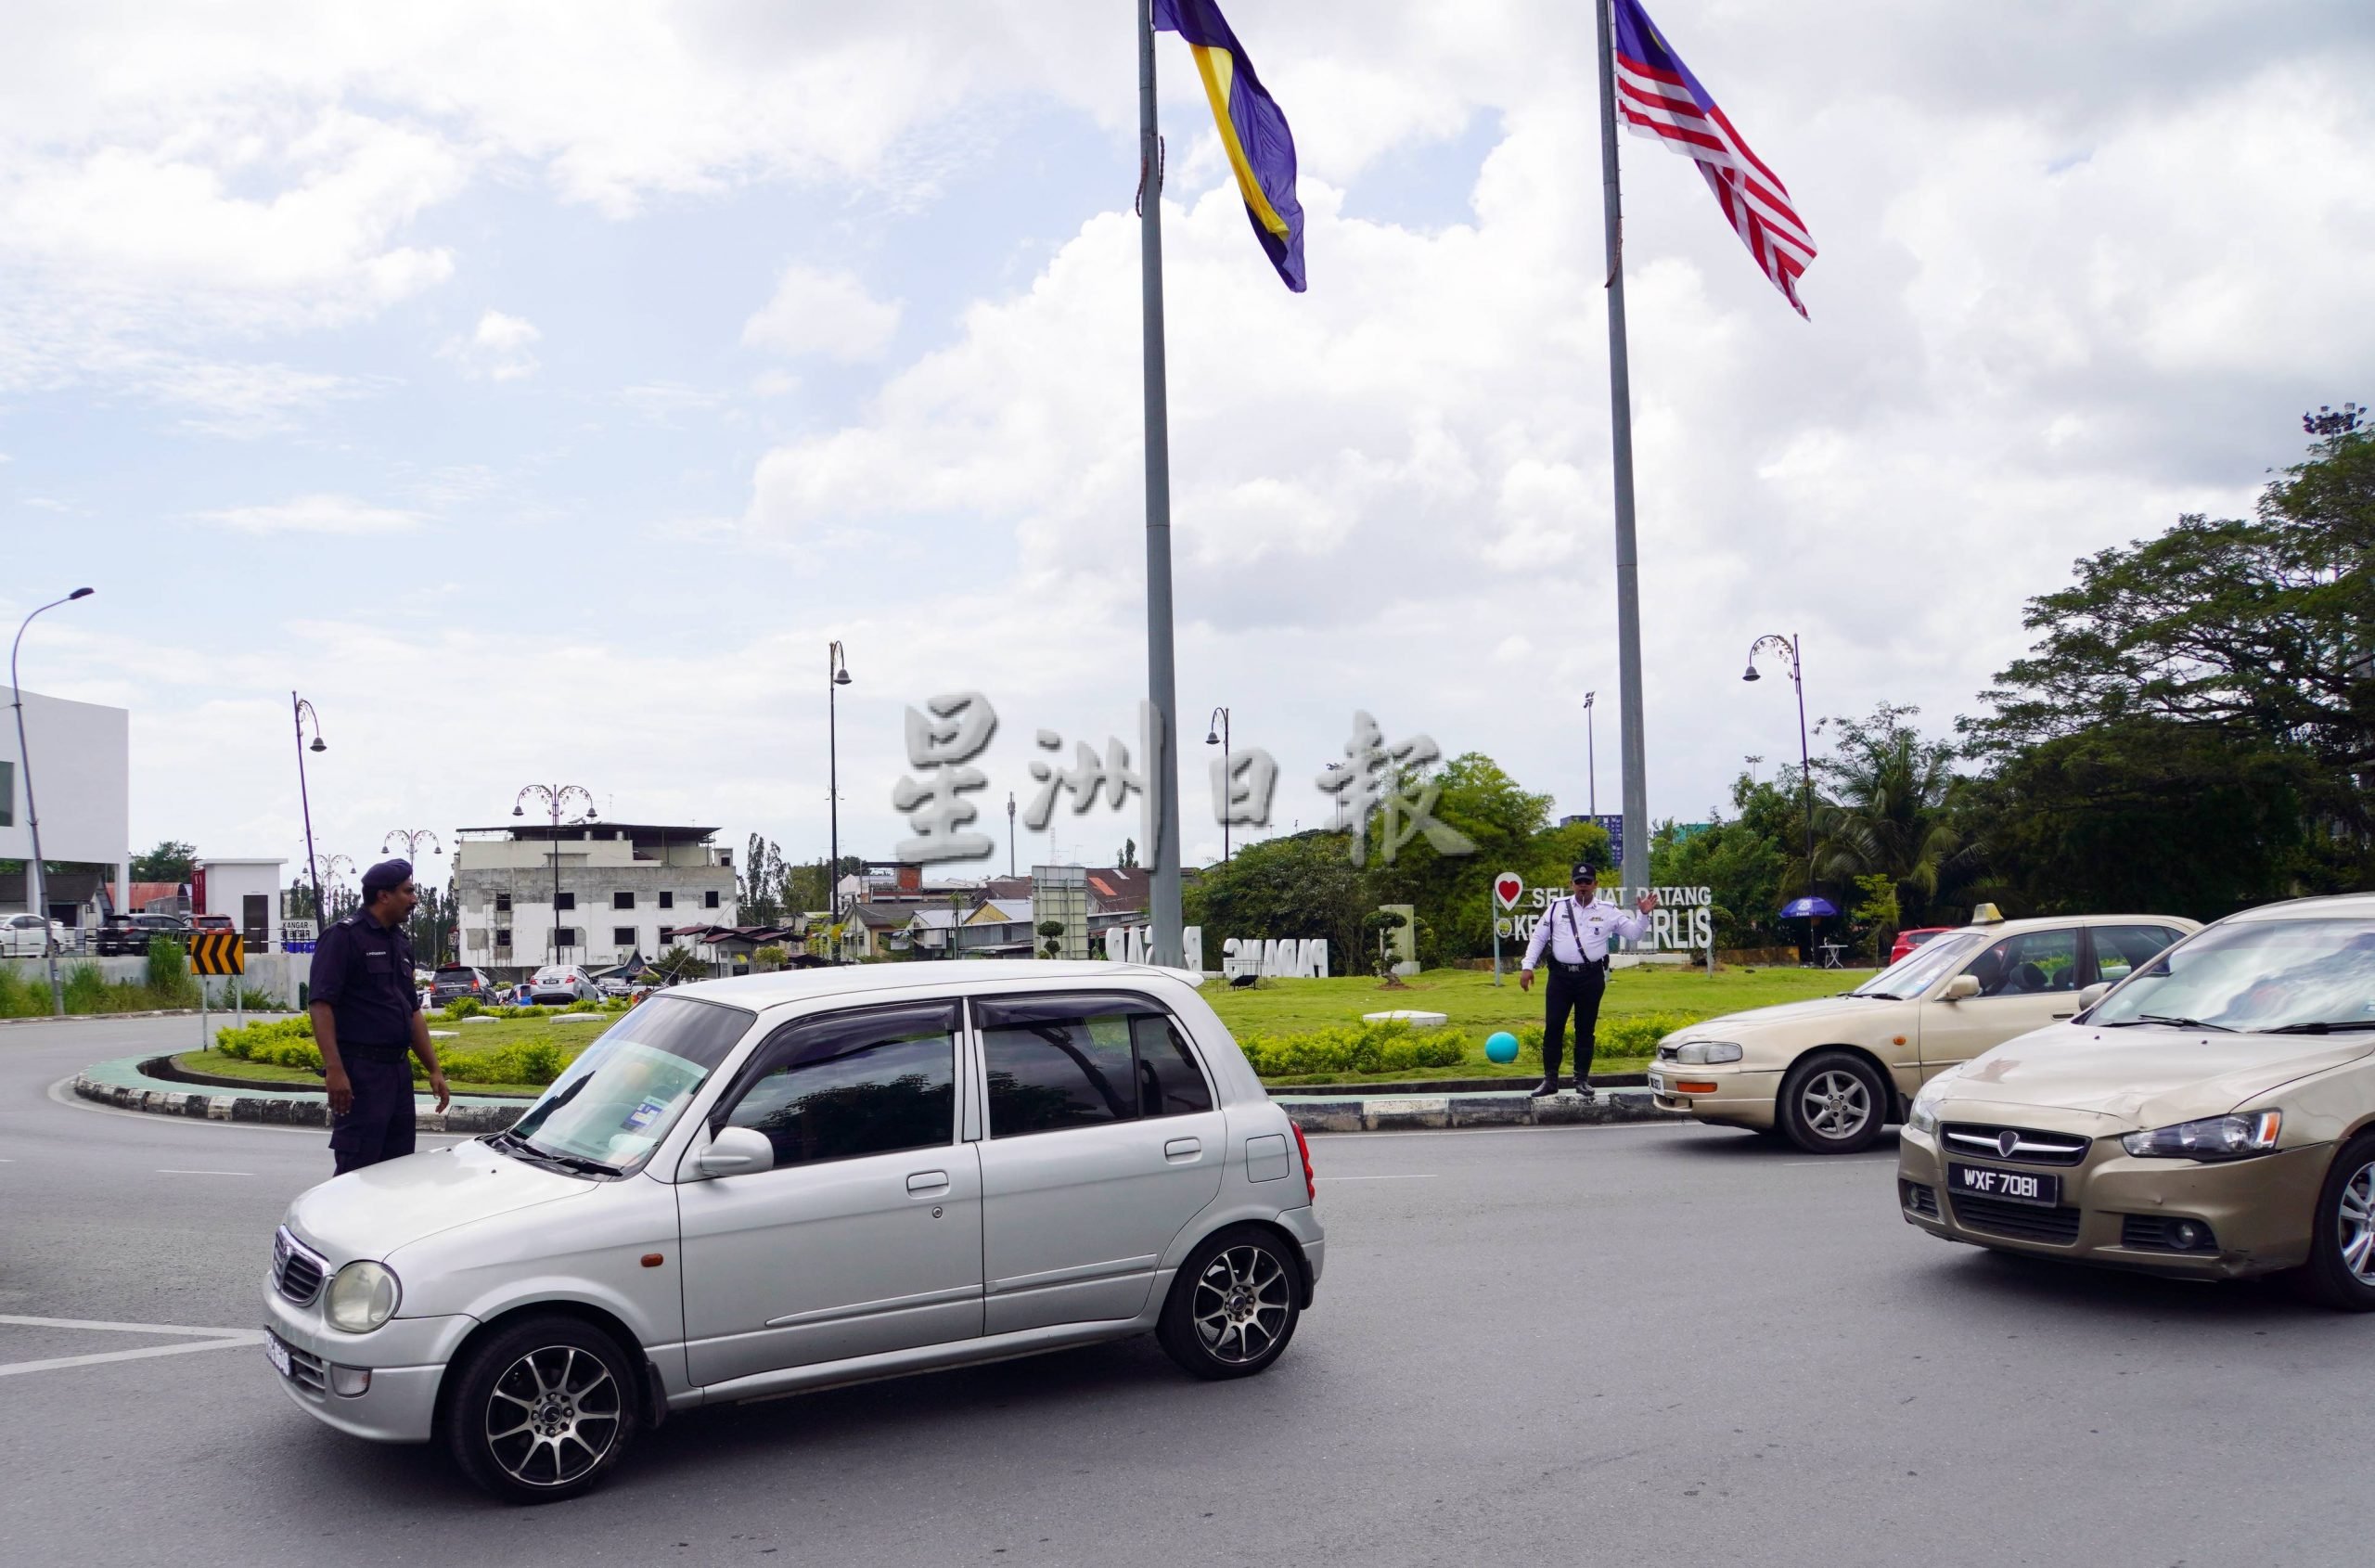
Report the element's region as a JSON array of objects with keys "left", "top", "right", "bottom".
[{"left": 1236, "top": 1020, "right": 1468, "bottom": 1079}]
